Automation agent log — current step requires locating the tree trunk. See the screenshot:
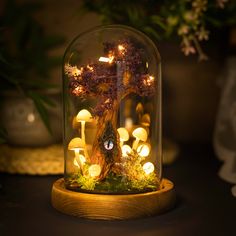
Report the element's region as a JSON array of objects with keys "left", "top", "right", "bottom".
[{"left": 90, "top": 100, "right": 122, "bottom": 180}]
